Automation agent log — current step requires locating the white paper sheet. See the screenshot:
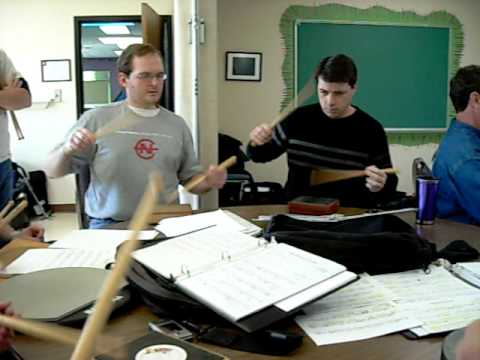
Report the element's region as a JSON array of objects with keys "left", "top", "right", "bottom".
[
  {"left": 177, "top": 243, "right": 346, "bottom": 321},
  {"left": 374, "top": 266, "right": 480, "bottom": 335},
  {"left": 275, "top": 271, "right": 357, "bottom": 312},
  {"left": 2, "top": 248, "right": 113, "bottom": 274},
  {"left": 50, "top": 229, "right": 158, "bottom": 251},
  {"left": 295, "top": 276, "right": 421, "bottom": 346},
  {"left": 155, "top": 209, "right": 245, "bottom": 236},
  {"left": 133, "top": 227, "right": 264, "bottom": 279}
]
